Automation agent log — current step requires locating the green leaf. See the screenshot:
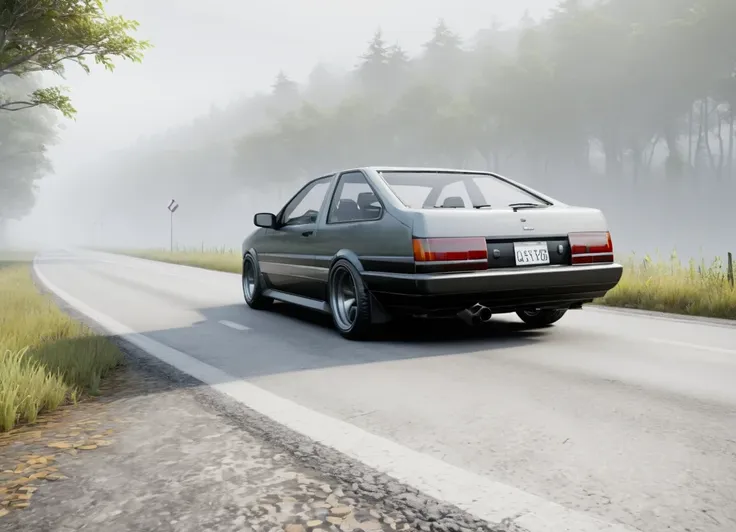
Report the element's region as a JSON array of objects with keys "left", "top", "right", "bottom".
[{"left": 0, "top": 0, "right": 151, "bottom": 117}]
